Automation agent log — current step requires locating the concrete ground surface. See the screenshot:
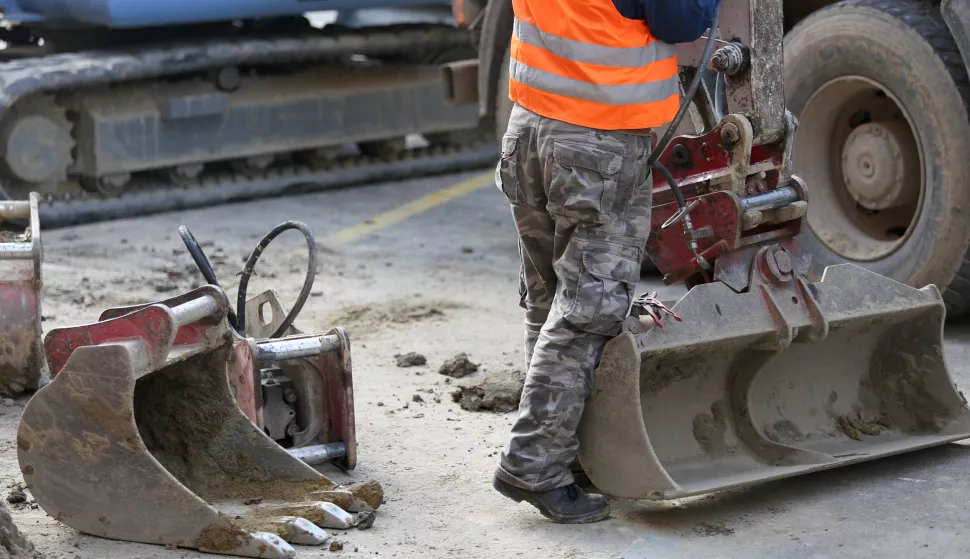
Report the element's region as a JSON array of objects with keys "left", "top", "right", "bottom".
[{"left": 3, "top": 170, "right": 970, "bottom": 559}]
